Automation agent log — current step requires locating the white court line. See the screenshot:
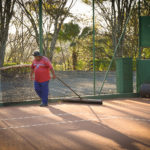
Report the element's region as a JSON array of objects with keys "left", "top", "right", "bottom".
[
  {"left": 0, "top": 112, "right": 106, "bottom": 121},
  {"left": 0, "top": 112, "right": 85, "bottom": 121},
  {"left": 0, "top": 116, "right": 150, "bottom": 130},
  {"left": 1, "top": 111, "right": 150, "bottom": 122},
  {"left": 0, "top": 119, "right": 98, "bottom": 130}
]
